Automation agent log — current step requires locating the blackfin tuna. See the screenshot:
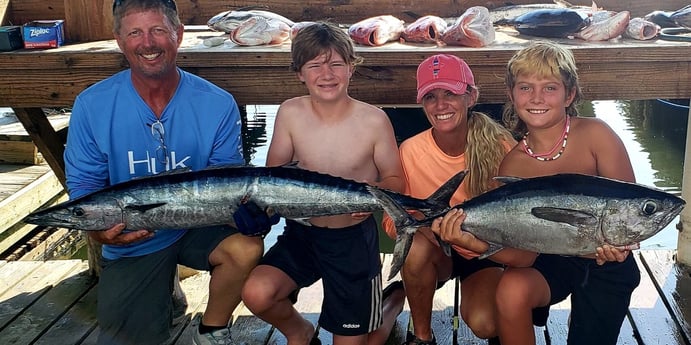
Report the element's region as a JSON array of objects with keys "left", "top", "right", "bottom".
[{"left": 370, "top": 173, "right": 685, "bottom": 280}]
